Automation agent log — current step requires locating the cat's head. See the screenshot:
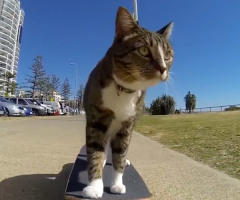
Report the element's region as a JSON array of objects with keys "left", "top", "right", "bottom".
[{"left": 112, "top": 7, "right": 174, "bottom": 90}]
